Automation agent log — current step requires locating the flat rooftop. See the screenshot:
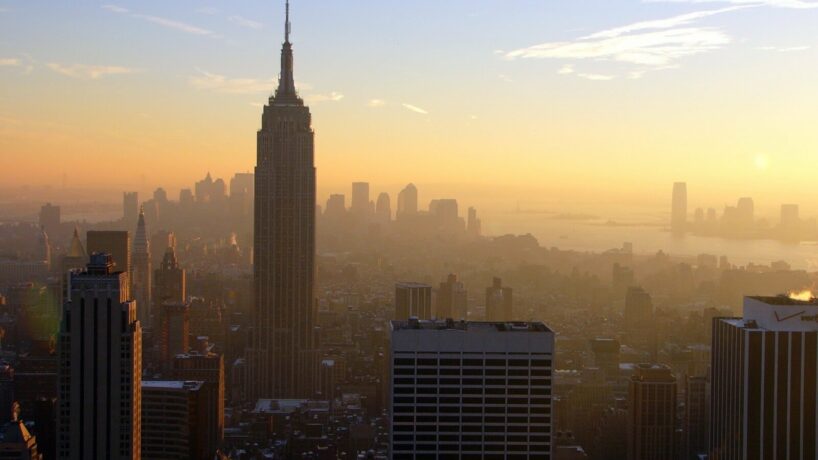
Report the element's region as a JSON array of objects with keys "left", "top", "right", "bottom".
[
  {"left": 747, "top": 295, "right": 818, "bottom": 306},
  {"left": 142, "top": 380, "right": 203, "bottom": 391},
  {"left": 391, "top": 319, "right": 552, "bottom": 333}
]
